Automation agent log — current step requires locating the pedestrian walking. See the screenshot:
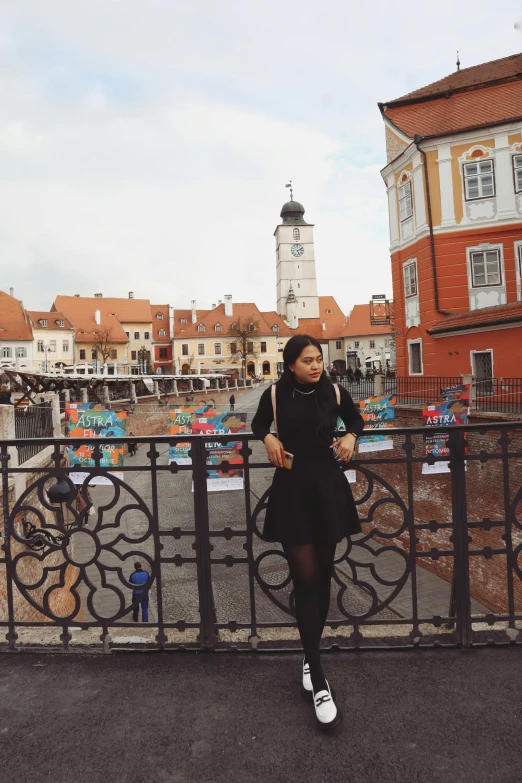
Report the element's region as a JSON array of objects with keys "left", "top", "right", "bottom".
[
  {"left": 0, "top": 384, "right": 12, "bottom": 404},
  {"left": 229, "top": 393, "right": 236, "bottom": 412},
  {"left": 354, "top": 366, "right": 362, "bottom": 384},
  {"left": 130, "top": 562, "right": 150, "bottom": 622},
  {"left": 128, "top": 432, "right": 137, "bottom": 457},
  {"left": 76, "top": 485, "right": 95, "bottom": 525},
  {"left": 252, "top": 334, "right": 363, "bottom": 731}
]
